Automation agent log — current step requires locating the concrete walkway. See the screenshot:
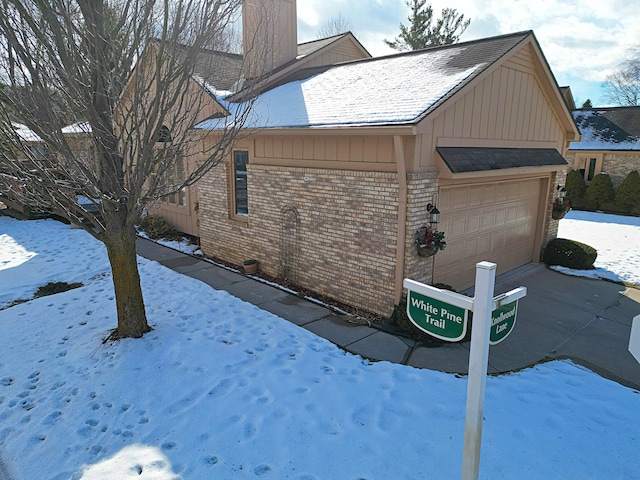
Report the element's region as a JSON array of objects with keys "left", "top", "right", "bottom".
[{"left": 136, "top": 238, "right": 640, "bottom": 390}]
